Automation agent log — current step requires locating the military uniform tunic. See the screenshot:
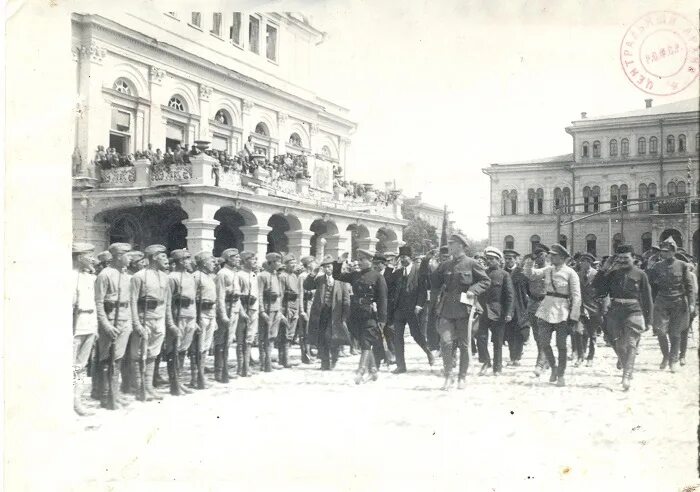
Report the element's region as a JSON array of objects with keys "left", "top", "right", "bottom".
[
  {"left": 279, "top": 271, "right": 301, "bottom": 341},
  {"left": 258, "top": 269, "right": 283, "bottom": 339},
  {"left": 130, "top": 268, "right": 175, "bottom": 359},
  {"left": 214, "top": 265, "right": 241, "bottom": 347},
  {"left": 168, "top": 270, "right": 197, "bottom": 352},
  {"left": 193, "top": 270, "right": 217, "bottom": 352},
  {"left": 95, "top": 265, "right": 133, "bottom": 361}
]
